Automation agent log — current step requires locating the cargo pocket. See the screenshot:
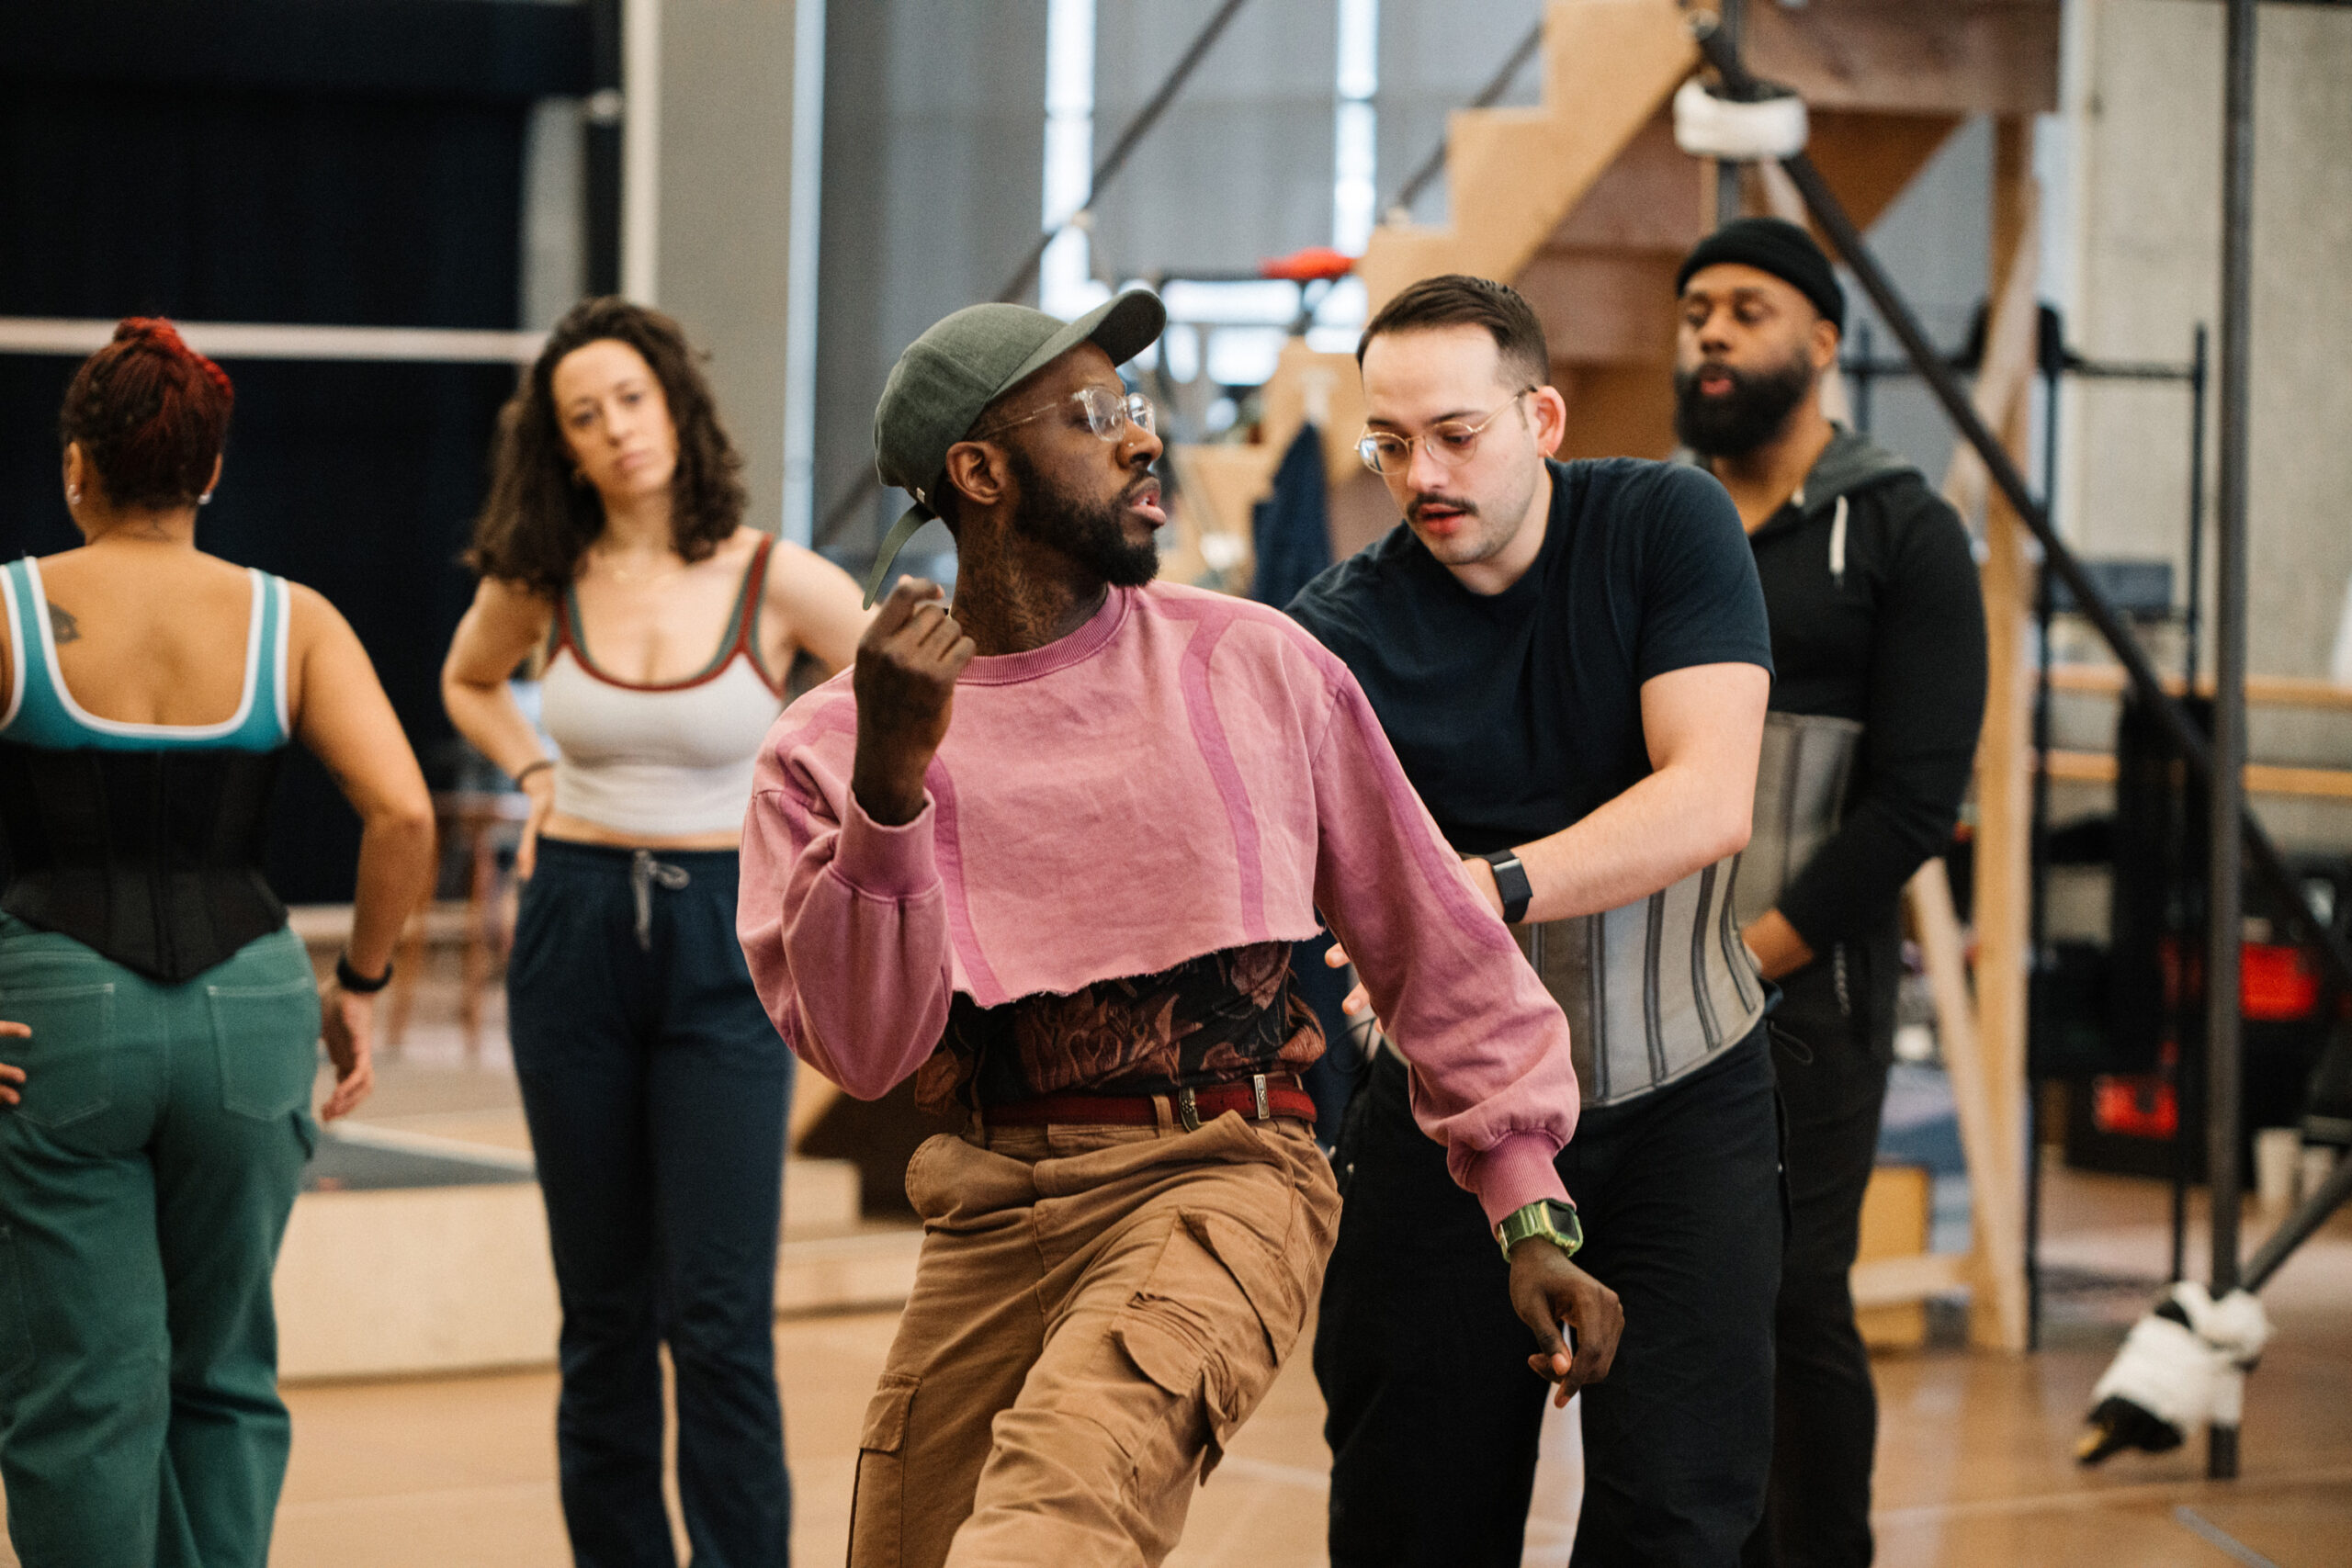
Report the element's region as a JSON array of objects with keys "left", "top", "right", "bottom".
[
  {"left": 208, "top": 978, "right": 322, "bottom": 1122},
  {"left": 3, "top": 982, "right": 116, "bottom": 1131},
  {"left": 0, "top": 1224, "right": 30, "bottom": 1384},
  {"left": 1113, "top": 1204, "right": 1306, "bottom": 1476},
  {"left": 847, "top": 1373, "right": 918, "bottom": 1568}
]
